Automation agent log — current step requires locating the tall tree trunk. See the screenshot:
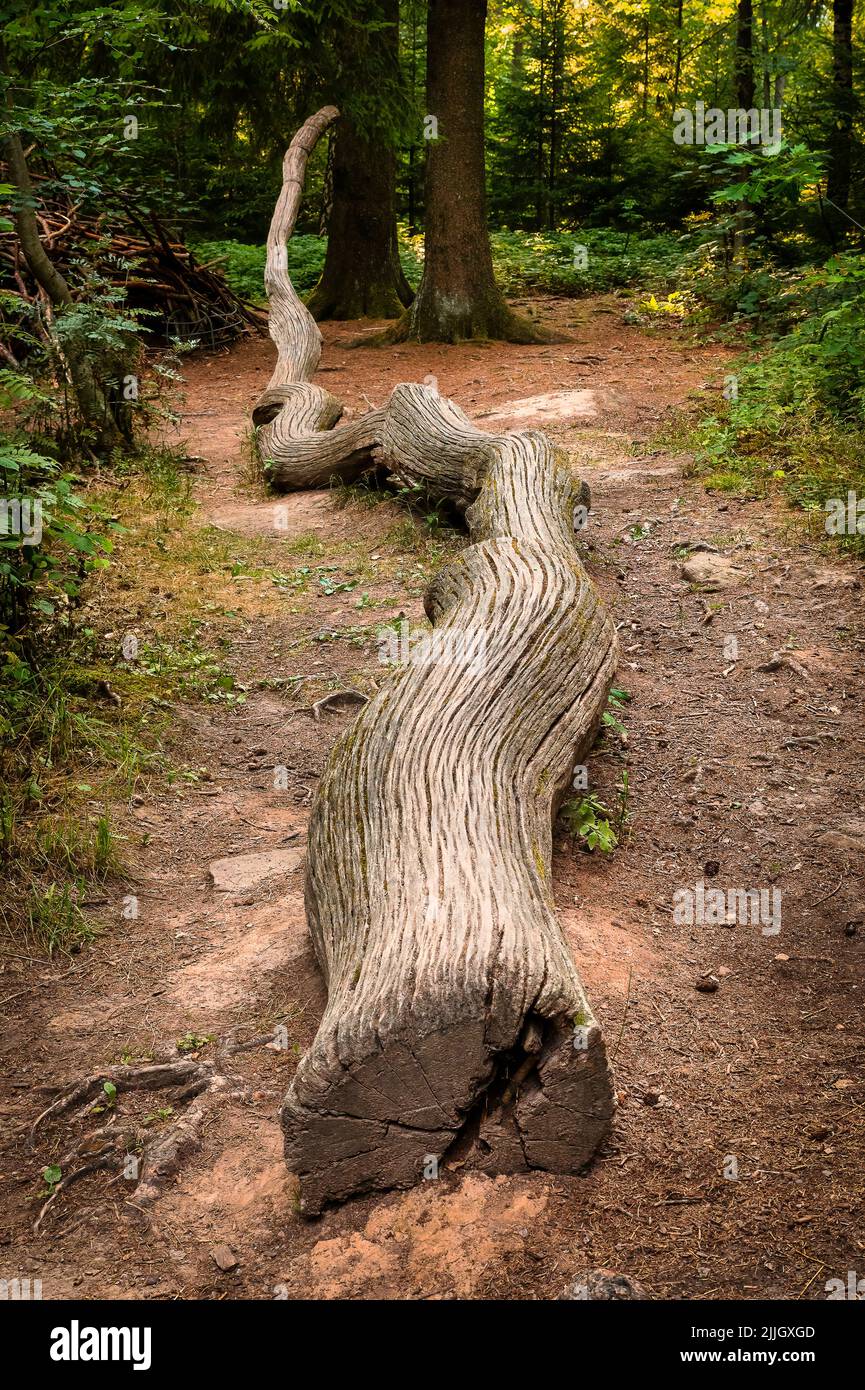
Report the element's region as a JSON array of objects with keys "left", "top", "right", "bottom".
[
  {"left": 673, "top": 0, "right": 684, "bottom": 104},
  {"left": 394, "top": 0, "right": 552, "bottom": 343},
  {"left": 406, "top": 0, "right": 421, "bottom": 235},
  {"left": 827, "top": 0, "right": 855, "bottom": 211},
  {"left": 306, "top": 0, "right": 413, "bottom": 320},
  {"left": 306, "top": 122, "right": 413, "bottom": 320},
  {"left": 548, "top": 2, "right": 562, "bottom": 230},
  {"left": 735, "top": 0, "right": 755, "bottom": 109},
  {"left": 732, "top": 0, "right": 756, "bottom": 267},
  {"left": 317, "top": 135, "right": 334, "bottom": 237},
  {"left": 4, "top": 131, "right": 123, "bottom": 453},
  {"left": 537, "top": 0, "right": 547, "bottom": 229},
  {"left": 407, "top": 142, "right": 417, "bottom": 235}
]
